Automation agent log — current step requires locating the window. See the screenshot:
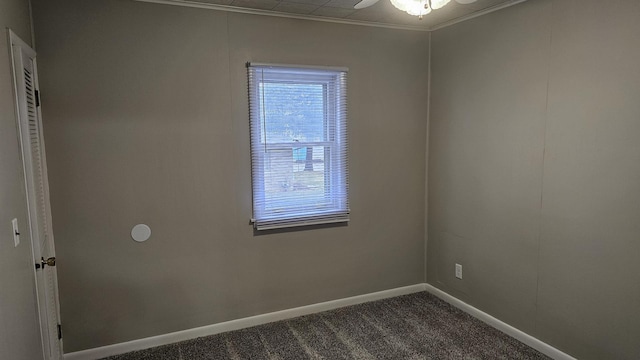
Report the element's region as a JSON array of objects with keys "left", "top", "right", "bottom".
[{"left": 248, "top": 63, "right": 349, "bottom": 230}]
